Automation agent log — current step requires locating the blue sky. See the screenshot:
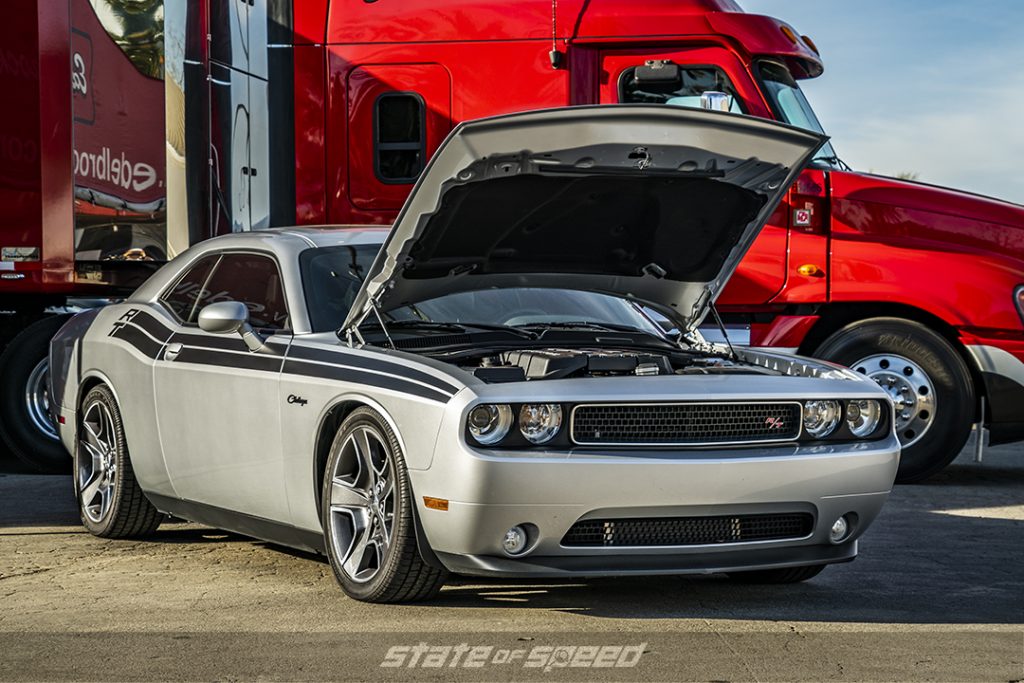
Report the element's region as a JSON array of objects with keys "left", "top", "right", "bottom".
[{"left": 742, "top": 0, "right": 1024, "bottom": 204}]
